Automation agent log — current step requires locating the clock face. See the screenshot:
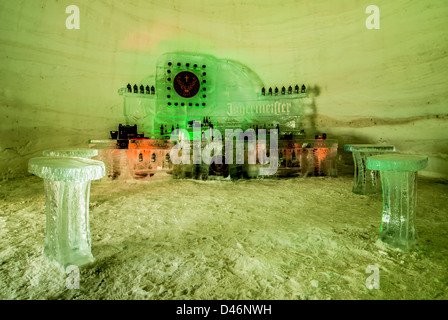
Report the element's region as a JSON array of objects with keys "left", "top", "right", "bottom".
[{"left": 173, "top": 71, "right": 200, "bottom": 98}]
